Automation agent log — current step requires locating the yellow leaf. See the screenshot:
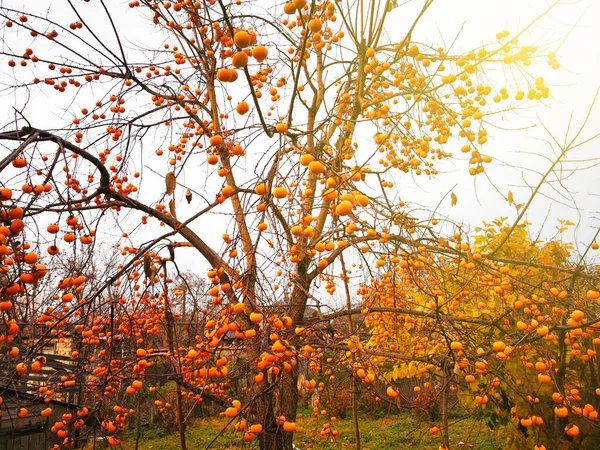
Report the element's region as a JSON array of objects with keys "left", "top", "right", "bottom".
[
  {"left": 450, "top": 192, "right": 457, "bottom": 206},
  {"left": 507, "top": 190, "right": 513, "bottom": 206},
  {"left": 347, "top": 335, "right": 363, "bottom": 354},
  {"left": 453, "top": 361, "right": 462, "bottom": 375}
]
